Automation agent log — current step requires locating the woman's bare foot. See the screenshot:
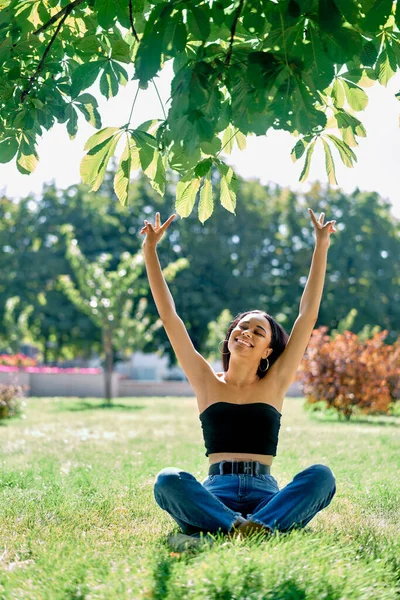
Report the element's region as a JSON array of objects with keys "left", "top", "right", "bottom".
[{"left": 235, "top": 520, "right": 272, "bottom": 538}]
